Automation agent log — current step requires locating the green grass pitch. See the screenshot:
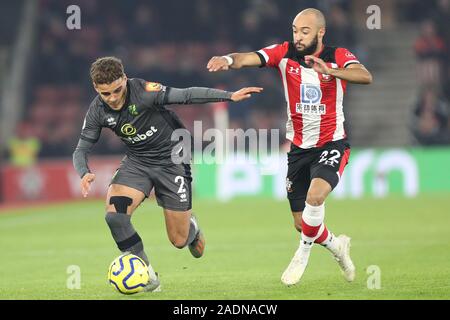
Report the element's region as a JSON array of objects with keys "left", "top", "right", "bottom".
[{"left": 0, "top": 195, "right": 449, "bottom": 300}]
